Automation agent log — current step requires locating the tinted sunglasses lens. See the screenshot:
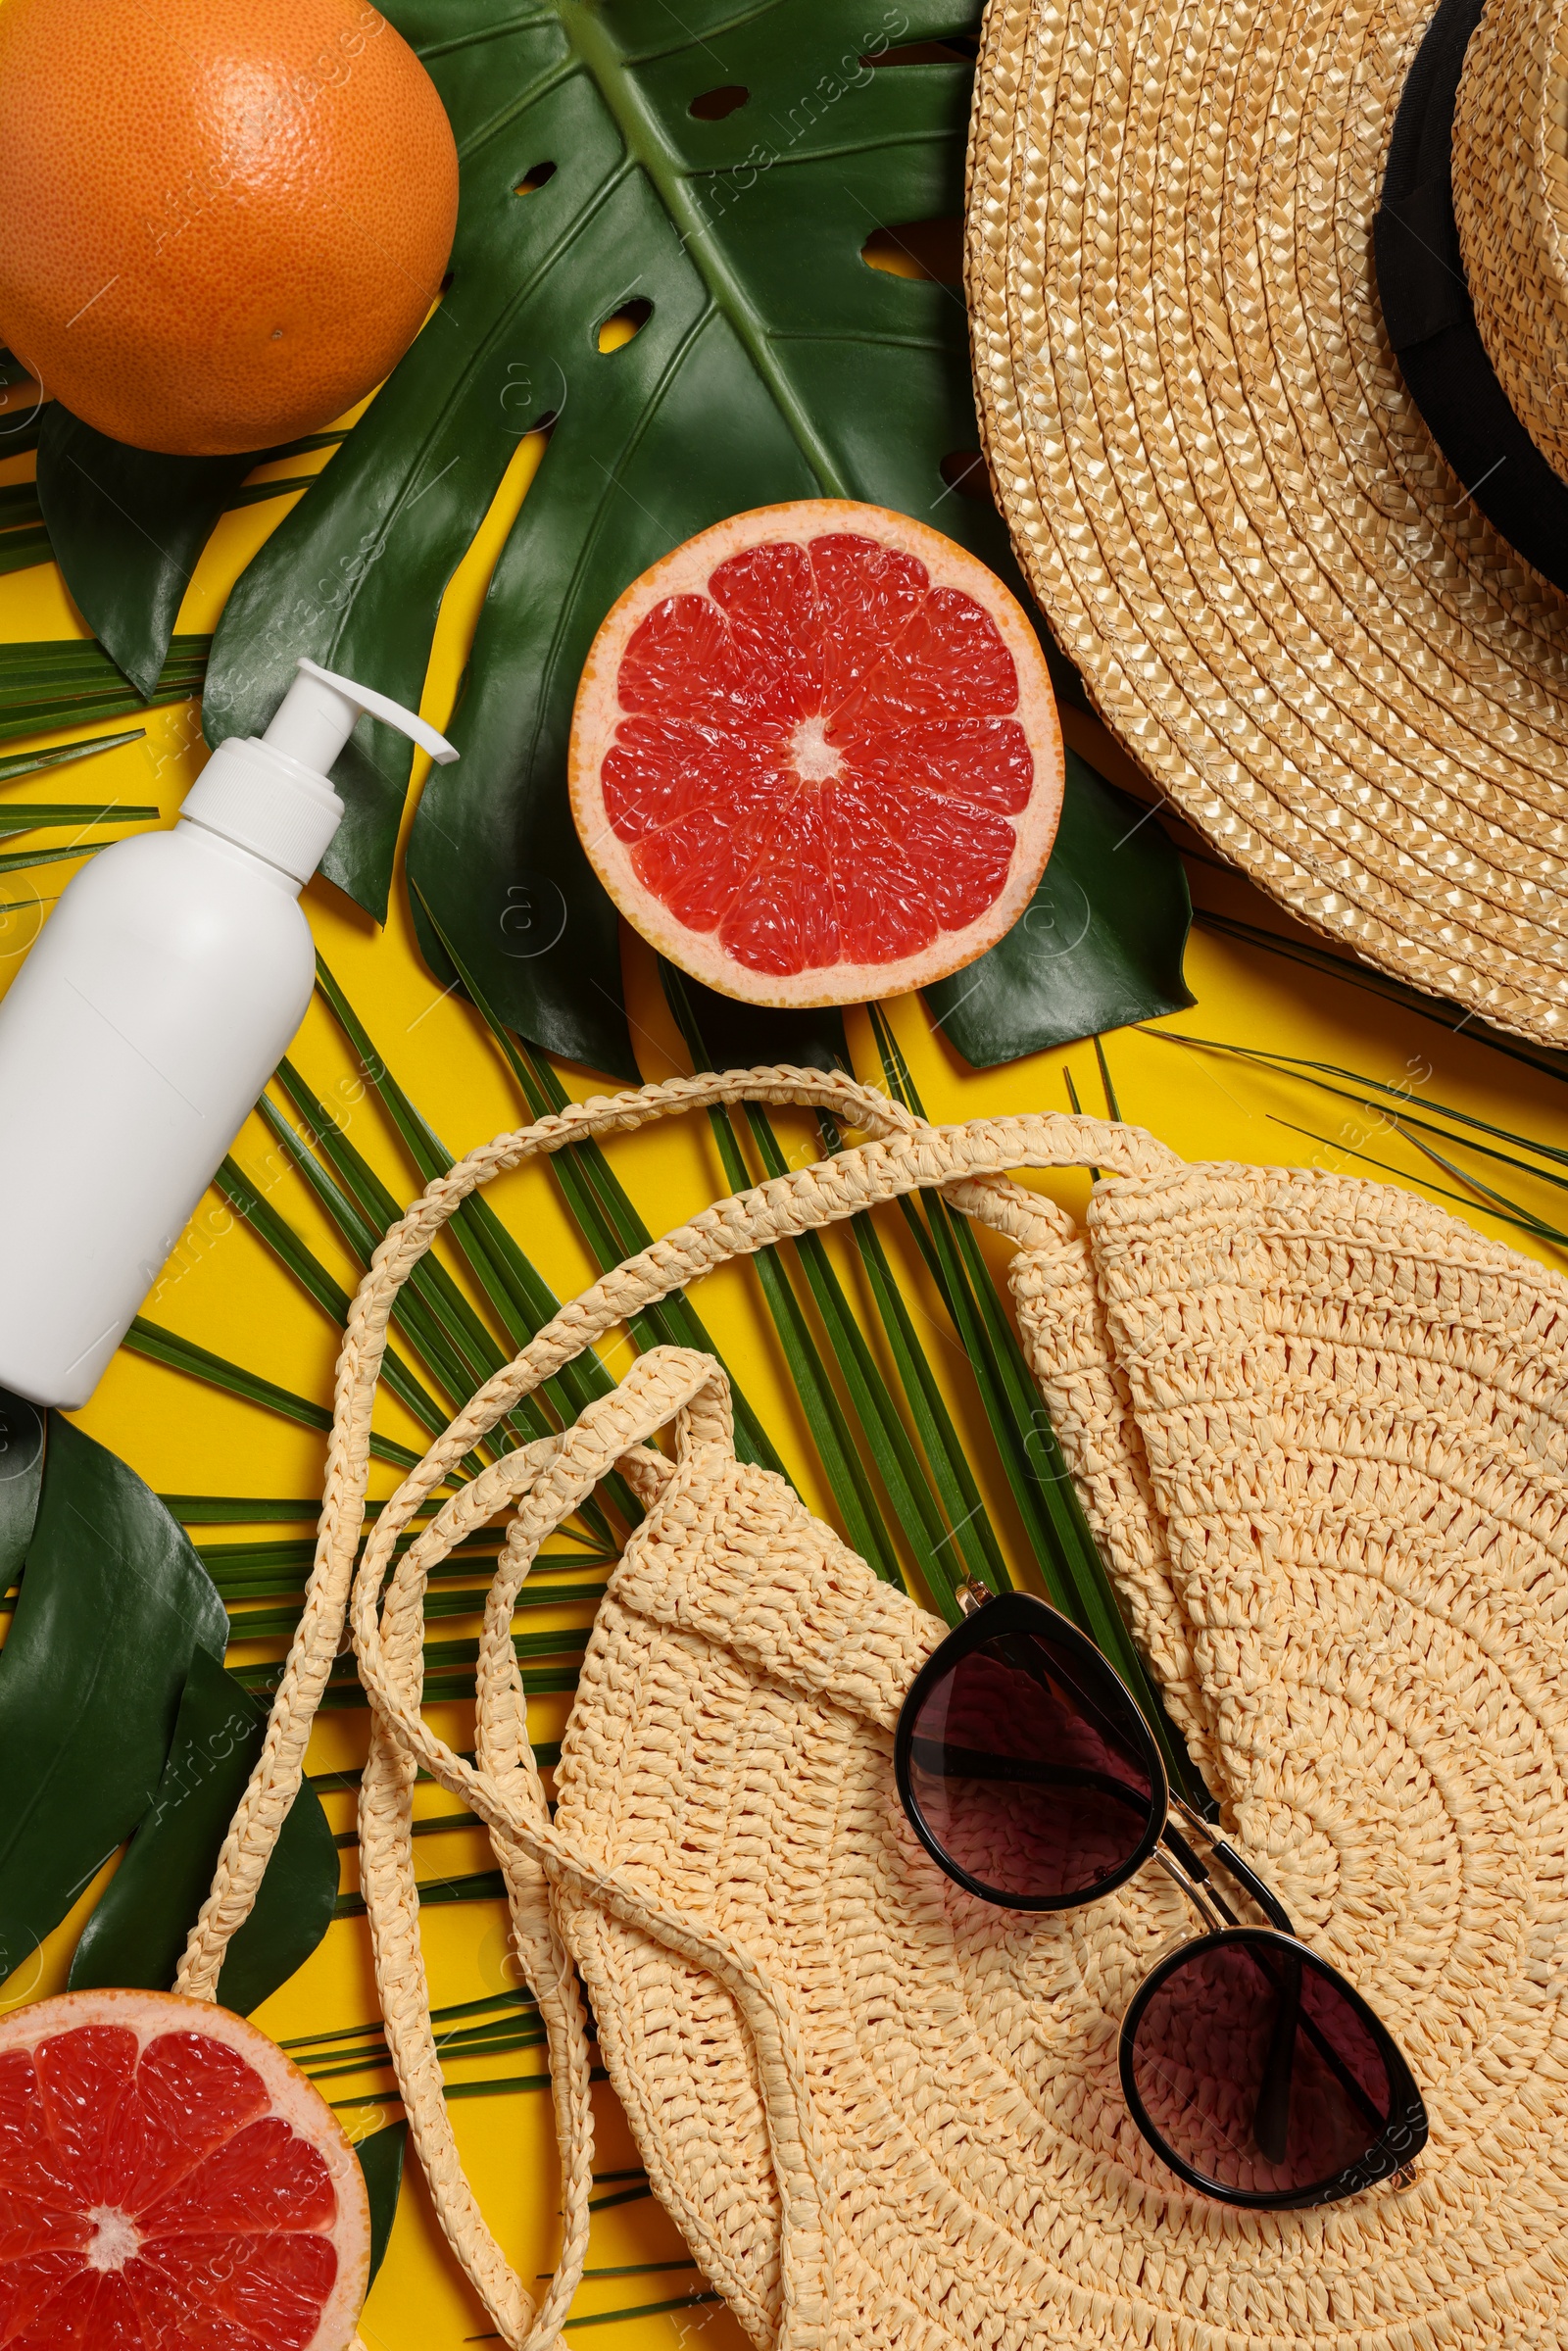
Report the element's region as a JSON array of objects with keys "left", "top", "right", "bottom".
[
  {"left": 1128, "top": 1933, "right": 1393, "bottom": 2198},
  {"left": 906, "top": 1618, "right": 1155, "bottom": 1901}
]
